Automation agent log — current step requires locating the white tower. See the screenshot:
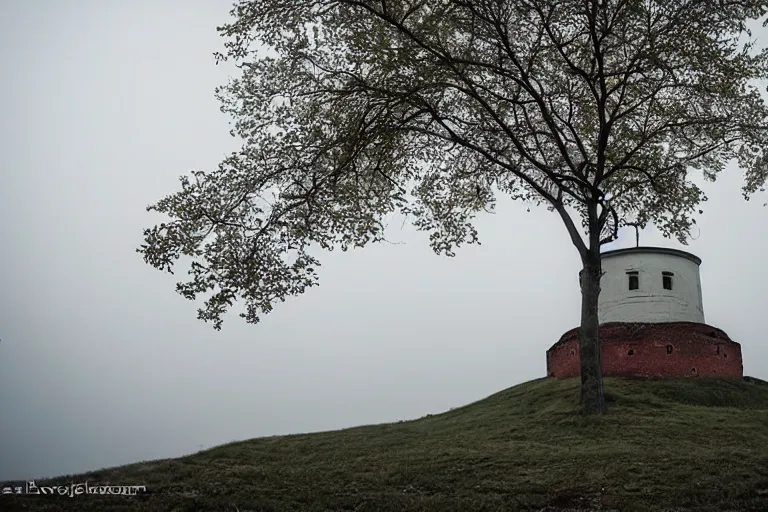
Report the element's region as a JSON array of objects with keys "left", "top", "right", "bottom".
[{"left": 598, "top": 247, "right": 705, "bottom": 324}]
